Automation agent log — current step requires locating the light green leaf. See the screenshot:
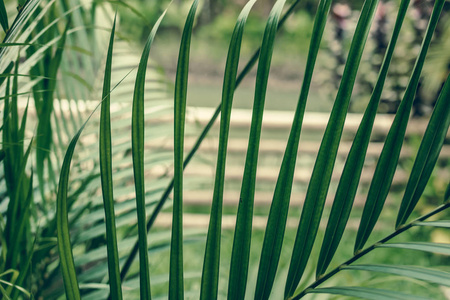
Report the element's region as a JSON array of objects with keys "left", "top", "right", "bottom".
[
  {"left": 378, "top": 242, "right": 450, "bottom": 256},
  {"left": 343, "top": 264, "right": 450, "bottom": 287},
  {"left": 414, "top": 221, "right": 450, "bottom": 228},
  {"left": 305, "top": 286, "right": 428, "bottom": 300}
]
